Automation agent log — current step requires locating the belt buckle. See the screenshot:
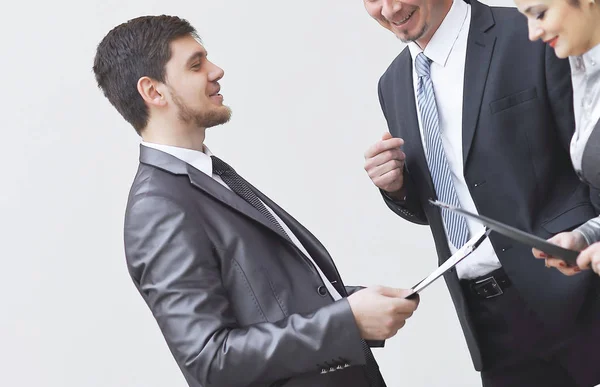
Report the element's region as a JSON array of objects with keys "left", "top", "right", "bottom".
[{"left": 472, "top": 276, "right": 503, "bottom": 299}]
